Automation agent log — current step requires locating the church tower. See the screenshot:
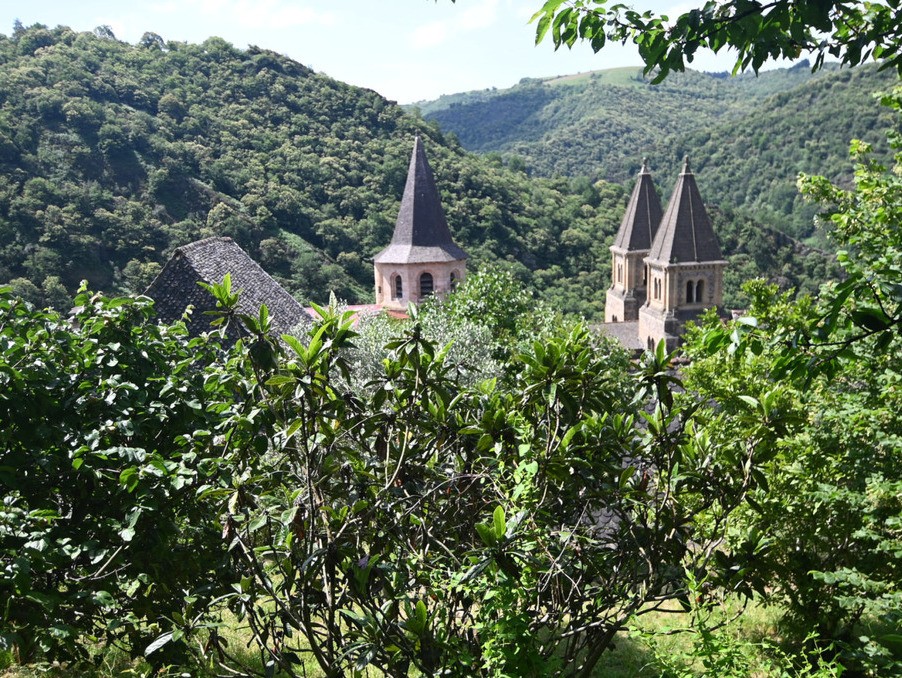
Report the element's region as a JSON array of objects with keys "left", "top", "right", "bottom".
[
  {"left": 605, "top": 159, "right": 663, "bottom": 323},
  {"left": 374, "top": 136, "right": 467, "bottom": 309},
  {"left": 638, "top": 157, "right": 728, "bottom": 350}
]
